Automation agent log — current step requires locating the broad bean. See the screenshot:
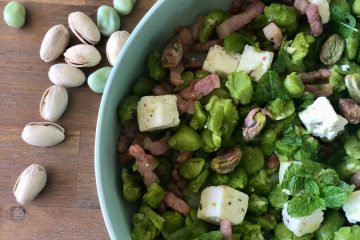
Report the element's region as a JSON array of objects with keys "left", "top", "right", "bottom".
[
  {"left": 143, "top": 183, "right": 165, "bottom": 208},
  {"left": 264, "top": 4, "right": 297, "bottom": 32},
  {"left": 3, "top": 1, "right": 26, "bottom": 29},
  {"left": 248, "top": 194, "right": 269, "bottom": 216},
  {"left": 185, "top": 209, "right": 209, "bottom": 232},
  {"left": 180, "top": 158, "right": 205, "bottom": 179},
  {"left": 344, "top": 135, "right": 360, "bottom": 159},
  {"left": 174, "top": 71, "right": 194, "bottom": 92},
  {"left": 184, "top": 167, "right": 209, "bottom": 198},
  {"left": 194, "top": 70, "right": 210, "bottom": 79},
  {"left": 199, "top": 9, "right": 228, "bottom": 43},
  {"left": 228, "top": 167, "right": 248, "bottom": 190},
  {"left": 353, "top": 0, "right": 360, "bottom": 15},
  {"left": 200, "top": 129, "right": 221, "bottom": 153},
  {"left": 210, "top": 173, "right": 229, "bottom": 186},
  {"left": 190, "top": 101, "right": 207, "bottom": 130},
  {"left": 315, "top": 210, "right": 344, "bottom": 240},
  {"left": 336, "top": 156, "right": 360, "bottom": 179},
  {"left": 269, "top": 185, "right": 289, "bottom": 209},
  {"left": 147, "top": 51, "right": 167, "bottom": 81},
  {"left": 88, "top": 66, "right": 112, "bottom": 93},
  {"left": 345, "top": 32, "right": 360, "bottom": 61},
  {"left": 97, "top": 6, "right": 120, "bottom": 37},
  {"left": 133, "top": 75, "right": 155, "bottom": 97},
  {"left": 256, "top": 215, "right": 276, "bottom": 231},
  {"left": 168, "top": 126, "right": 202, "bottom": 151},
  {"left": 118, "top": 95, "right": 140, "bottom": 126},
  {"left": 241, "top": 147, "right": 265, "bottom": 175},
  {"left": 247, "top": 169, "right": 273, "bottom": 195},
  {"left": 284, "top": 72, "right": 305, "bottom": 98},
  {"left": 224, "top": 32, "right": 246, "bottom": 53},
  {"left": 114, "top": 0, "right": 136, "bottom": 15},
  {"left": 122, "top": 168, "right": 141, "bottom": 202},
  {"left": 162, "top": 211, "right": 185, "bottom": 233},
  {"left": 226, "top": 71, "right": 253, "bottom": 105},
  {"left": 267, "top": 98, "right": 295, "bottom": 121}
]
